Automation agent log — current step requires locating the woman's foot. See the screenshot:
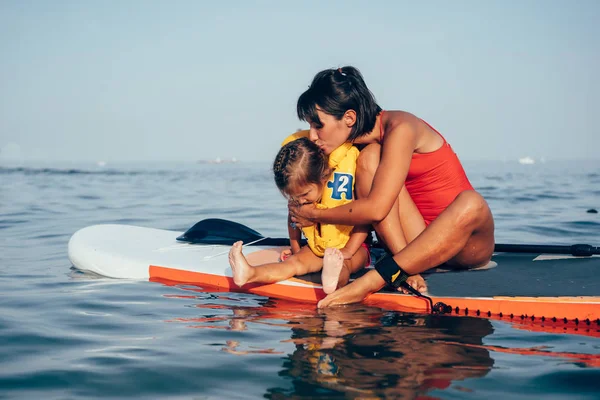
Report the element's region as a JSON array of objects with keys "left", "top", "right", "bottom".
[
  {"left": 228, "top": 241, "right": 254, "bottom": 287},
  {"left": 318, "top": 269, "right": 385, "bottom": 308},
  {"left": 401, "top": 274, "right": 428, "bottom": 294},
  {"left": 322, "top": 248, "right": 344, "bottom": 294}
]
